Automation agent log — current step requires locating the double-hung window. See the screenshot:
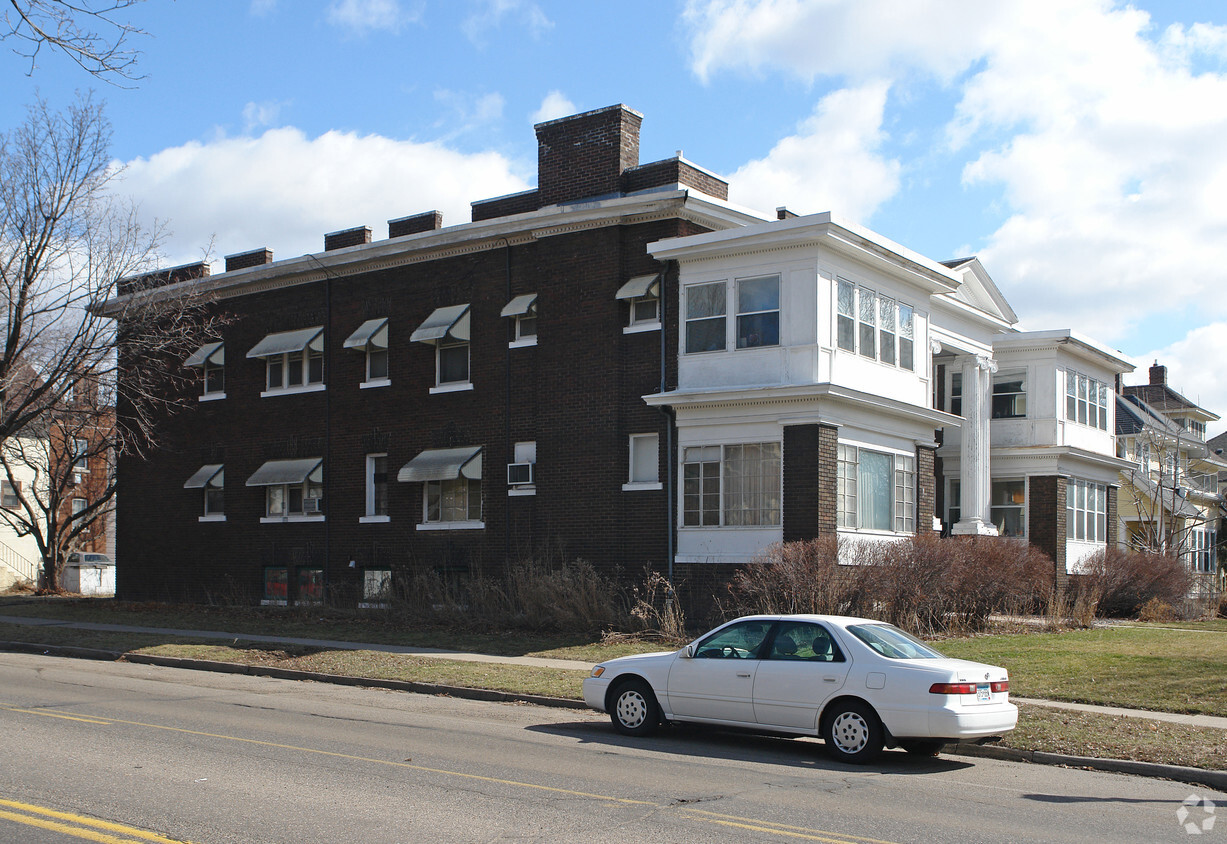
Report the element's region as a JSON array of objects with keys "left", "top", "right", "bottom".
[
  {"left": 501, "top": 294, "right": 538, "bottom": 347},
  {"left": 992, "top": 371, "right": 1027, "bottom": 419},
  {"left": 363, "top": 453, "right": 388, "bottom": 521},
  {"left": 1066, "top": 371, "right": 1109, "bottom": 430},
  {"left": 1066, "top": 478, "right": 1106, "bottom": 543},
  {"left": 72, "top": 438, "right": 89, "bottom": 472},
  {"left": 682, "top": 442, "right": 780, "bottom": 527},
  {"left": 625, "top": 433, "right": 660, "bottom": 490},
  {"left": 344, "top": 319, "right": 389, "bottom": 387},
  {"left": 184, "top": 464, "right": 225, "bottom": 521},
  {"left": 736, "top": 275, "right": 779, "bottom": 349},
  {"left": 411, "top": 304, "right": 471, "bottom": 392},
  {"left": 616, "top": 275, "right": 661, "bottom": 332},
  {"left": 836, "top": 445, "right": 914, "bottom": 533},
  {"left": 1, "top": 480, "right": 20, "bottom": 509},
  {"left": 248, "top": 327, "right": 324, "bottom": 396},
  {"left": 685, "top": 275, "right": 781, "bottom": 353},
  {"left": 508, "top": 441, "right": 536, "bottom": 493},
  {"left": 685, "top": 282, "right": 726, "bottom": 353},
  {"left": 248, "top": 458, "right": 324, "bottom": 521},
  {"left": 185, "top": 342, "right": 225, "bottom": 399},
  {"left": 991, "top": 480, "right": 1026, "bottom": 537},
  {"left": 836, "top": 279, "right": 916, "bottom": 372},
  {"left": 398, "top": 446, "right": 483, "bottom": 529}
]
